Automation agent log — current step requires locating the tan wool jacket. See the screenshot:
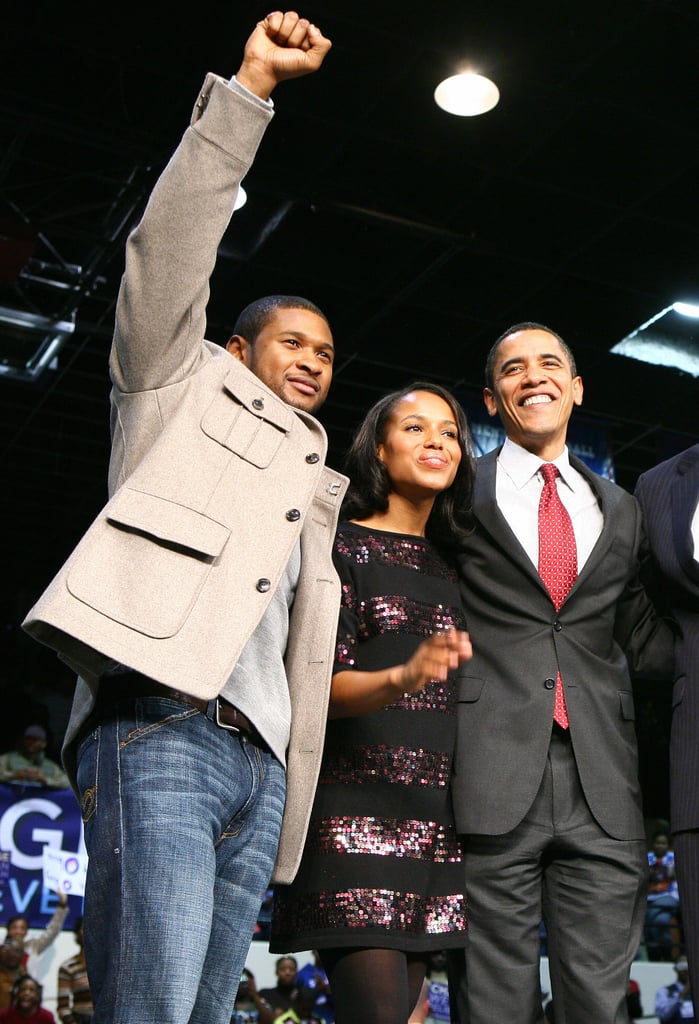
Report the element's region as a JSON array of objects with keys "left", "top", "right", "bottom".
[{"left": 22, "top": 74, "right": 348, "bottom": 883}]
